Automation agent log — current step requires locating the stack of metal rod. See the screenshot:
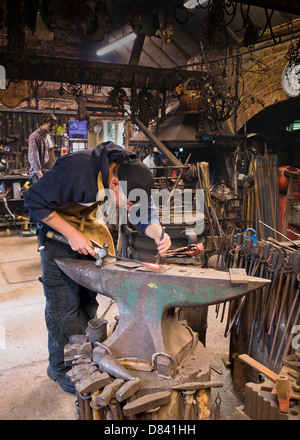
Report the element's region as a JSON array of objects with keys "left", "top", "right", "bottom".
[{"left": 214, "top": 233, "right": 300, "bottom": 373}]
